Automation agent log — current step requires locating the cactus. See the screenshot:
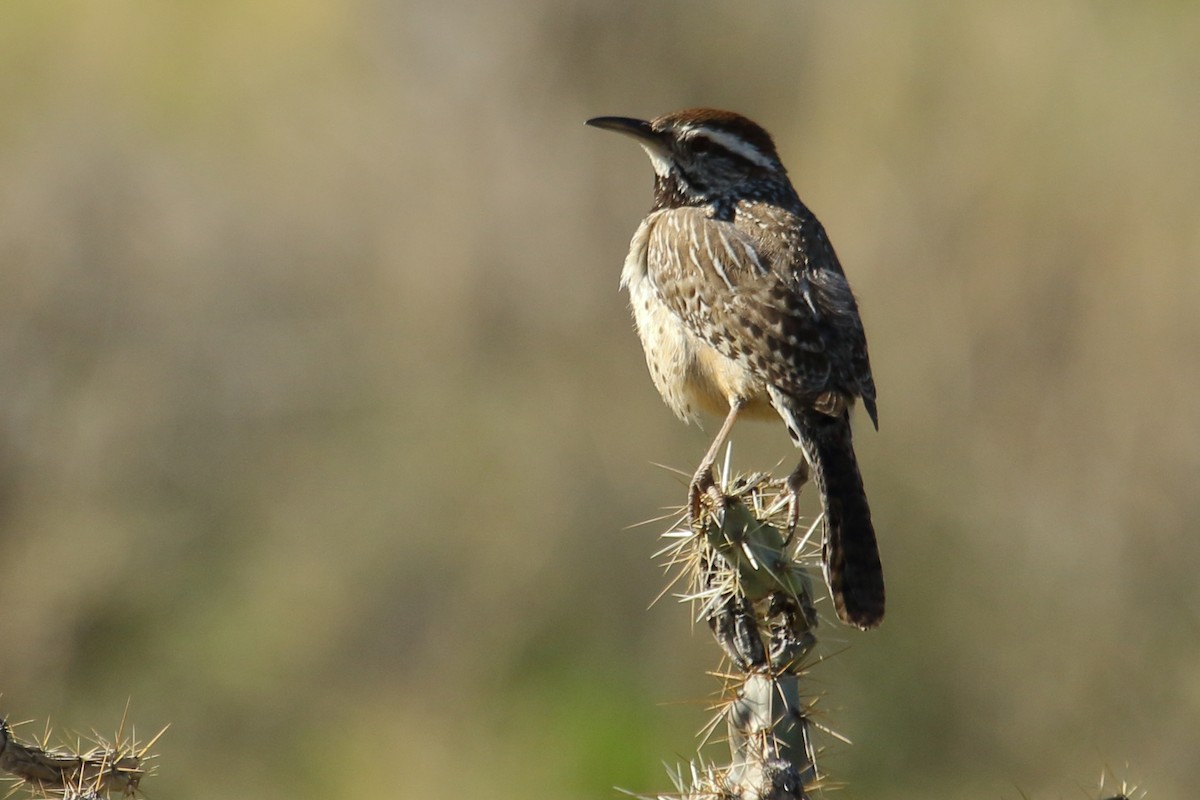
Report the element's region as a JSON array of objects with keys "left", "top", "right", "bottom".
[
  {"left": 645, "top": 463, "right": 828, "bottom": 800},
  {"left": 637, "top": 457, "right": 1150, "bottom": 800},
  {"left": 0, "top": 710, "right": 163, "bottom": 799}
]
